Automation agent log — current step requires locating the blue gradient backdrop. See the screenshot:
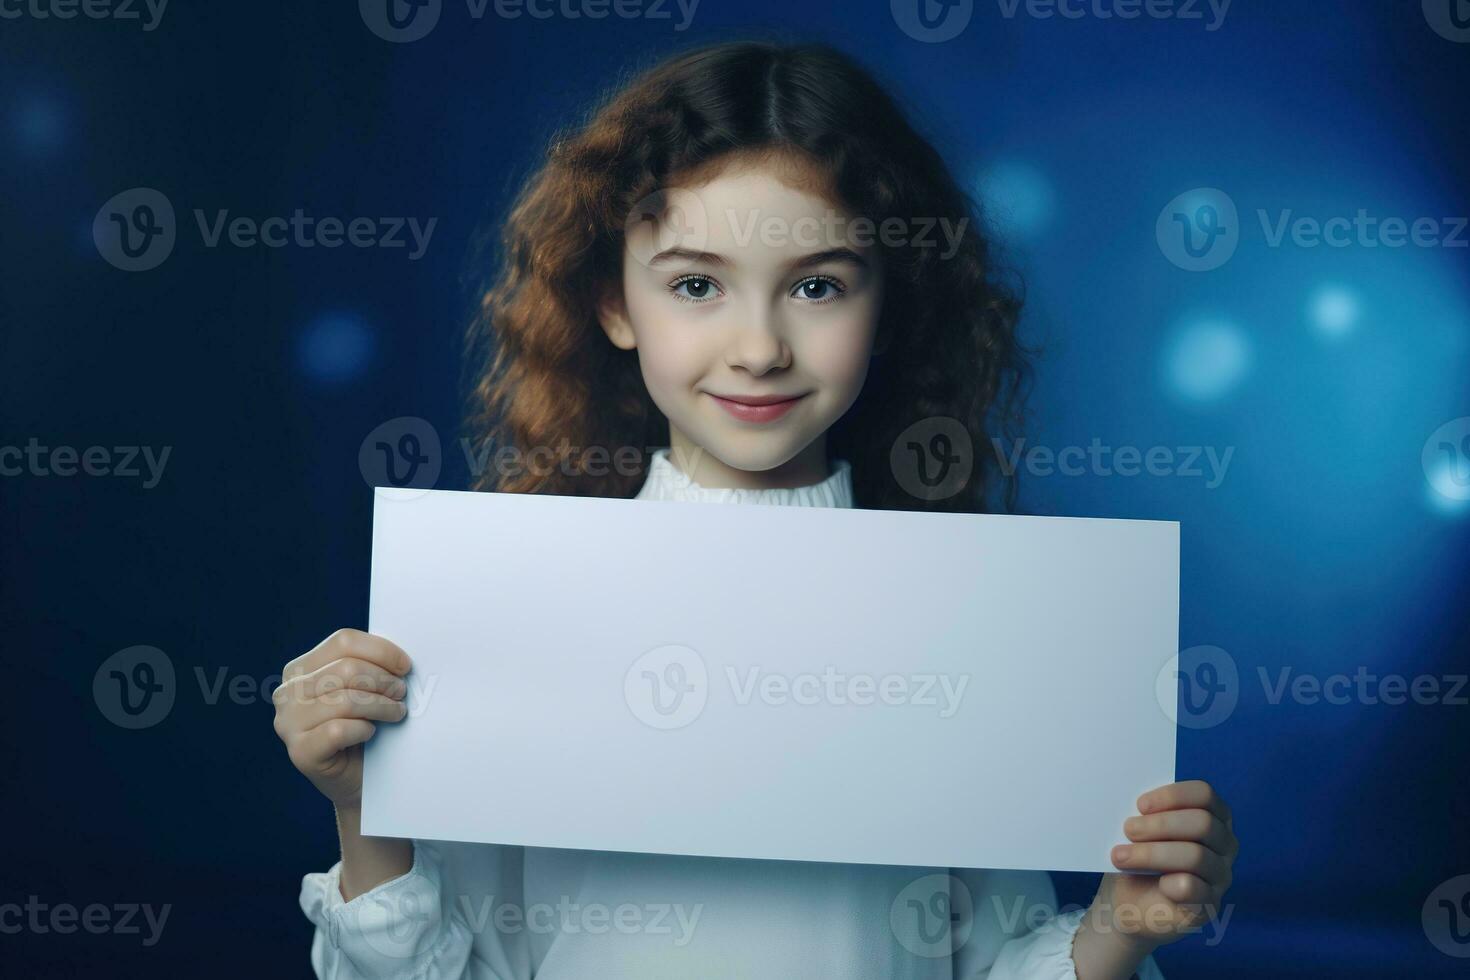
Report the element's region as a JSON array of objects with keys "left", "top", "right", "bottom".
[{"left": 2, "top": 2, "right": 1467, "bottom": 976}]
